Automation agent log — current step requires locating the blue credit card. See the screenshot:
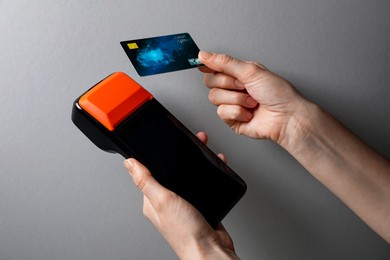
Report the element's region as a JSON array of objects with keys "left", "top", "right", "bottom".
[{"left": 120, "top": 33, "right": 203, "bottom": 76}]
